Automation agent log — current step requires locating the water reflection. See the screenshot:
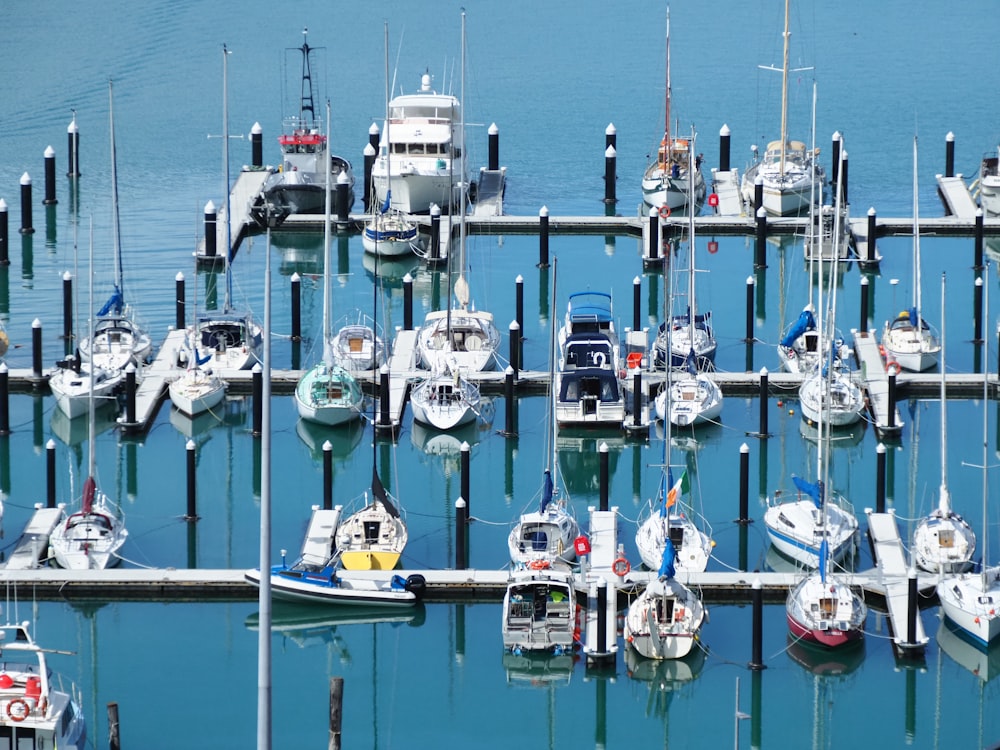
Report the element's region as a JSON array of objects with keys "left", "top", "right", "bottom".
[
  {"left": 624, "top": 644, "right": 705, "bottom": 719},
  {"left": 295, "top": 417, "right": 366, "bottom": 464},
  {"left": 502, "top": 651, "right": 575, "bottom": 686},
  {"left": 557, "top": 431, "right": 623, "bottom": 497}
]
